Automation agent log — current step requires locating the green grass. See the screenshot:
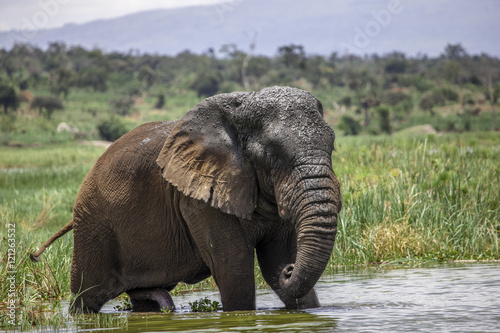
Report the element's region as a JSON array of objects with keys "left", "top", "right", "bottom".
[
  {"left": 331, "top": 131, "right": 500, "bottom": 267},
  {"left": 1, "top": 131, "right": 499, "bottom": 330}
]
